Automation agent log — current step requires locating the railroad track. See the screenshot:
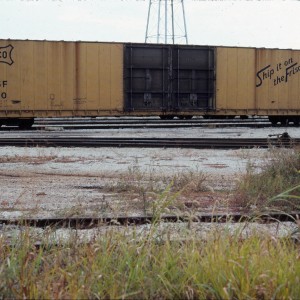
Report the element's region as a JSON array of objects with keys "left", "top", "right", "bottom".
[
  {"left": 34, "top": 117, "right": 271, "bottom": 128},
  {"left": 35, "top": 117, "right": 269, "bottom": 125},
  {"left": 0, "top": 135, "right": 295, "bottom": 149},
  {"left": 33, "top": 123, "right": 273, "bottom": 130},
  {"left": 0, "top": 117, "right": 286, "bottom": 130},
  {"left": 0, "top": 212, "right": 297, "bottom": 229}
]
